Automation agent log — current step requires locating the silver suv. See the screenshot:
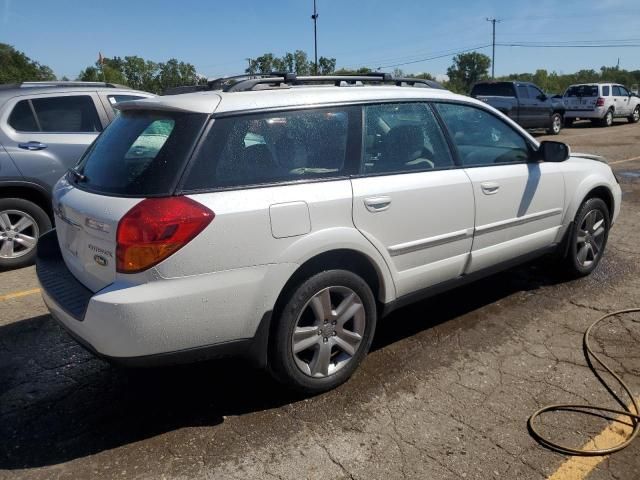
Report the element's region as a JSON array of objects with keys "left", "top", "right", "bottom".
[
  {"left": 36, "top": 74, "right": 621, "bottom": 393},
  {"left": 0, "top": 81, "right": 153, "bottom": 268}
]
